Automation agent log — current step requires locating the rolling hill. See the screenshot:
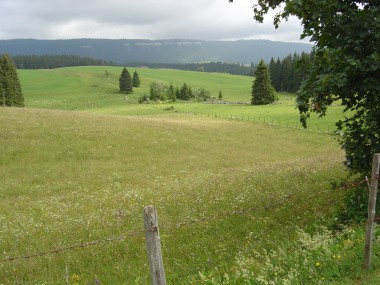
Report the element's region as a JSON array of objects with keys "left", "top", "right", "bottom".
[{"left": 0, "top": 38, "right": 313, "bottom": 64}]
